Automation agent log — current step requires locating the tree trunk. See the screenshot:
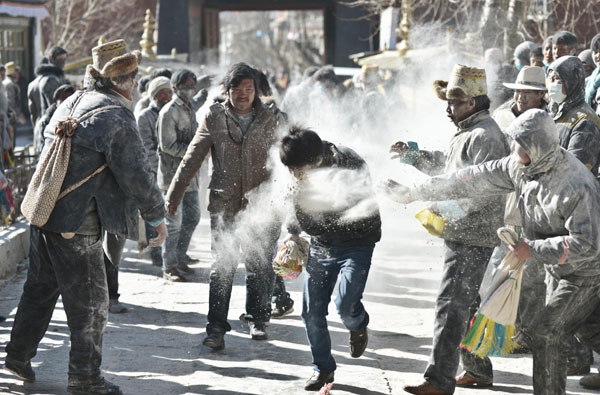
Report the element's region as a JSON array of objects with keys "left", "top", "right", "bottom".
[
  {"left": 503, "top": 0, "right": 530, "bottom": 60},
  {"left": 479, "top": 0, "right": 508, "bottom": 50}
]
